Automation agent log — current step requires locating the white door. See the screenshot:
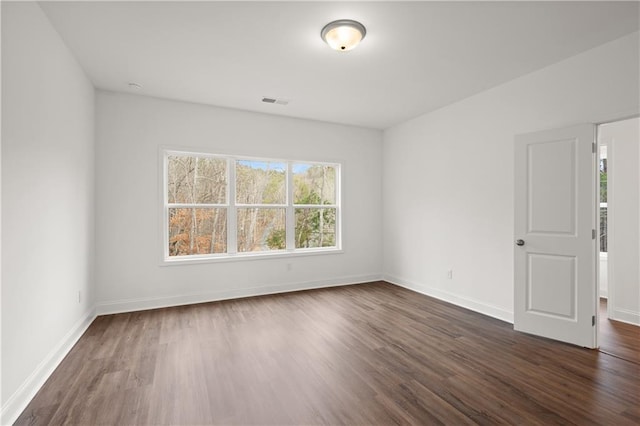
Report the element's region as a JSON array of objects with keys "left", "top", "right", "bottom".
[{"left": 514, "top": 124, "right": 597, "bottom": 348}]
